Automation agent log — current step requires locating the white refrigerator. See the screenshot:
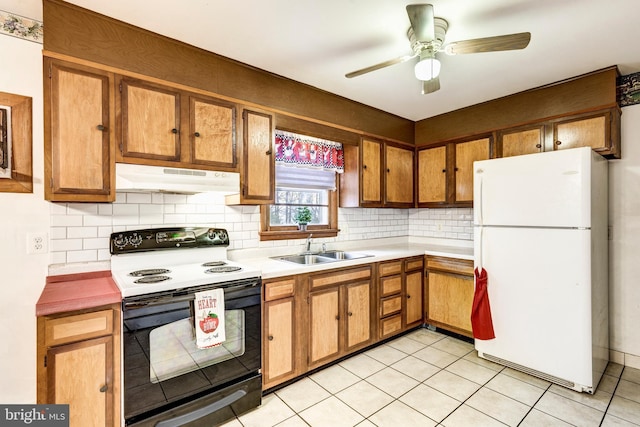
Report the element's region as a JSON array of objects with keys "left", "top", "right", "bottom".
[{"left": 473, "top": 147, "right": 609, "bottom": 394}]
